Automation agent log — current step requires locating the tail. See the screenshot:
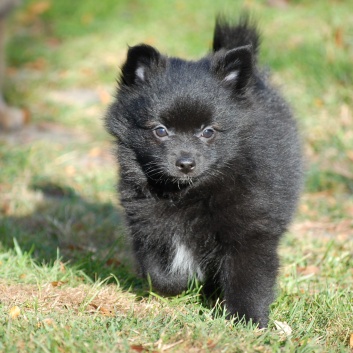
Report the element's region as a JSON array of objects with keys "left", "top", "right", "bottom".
[{"left": 212, "top": 13, "right": 260, "bottom": 57}]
